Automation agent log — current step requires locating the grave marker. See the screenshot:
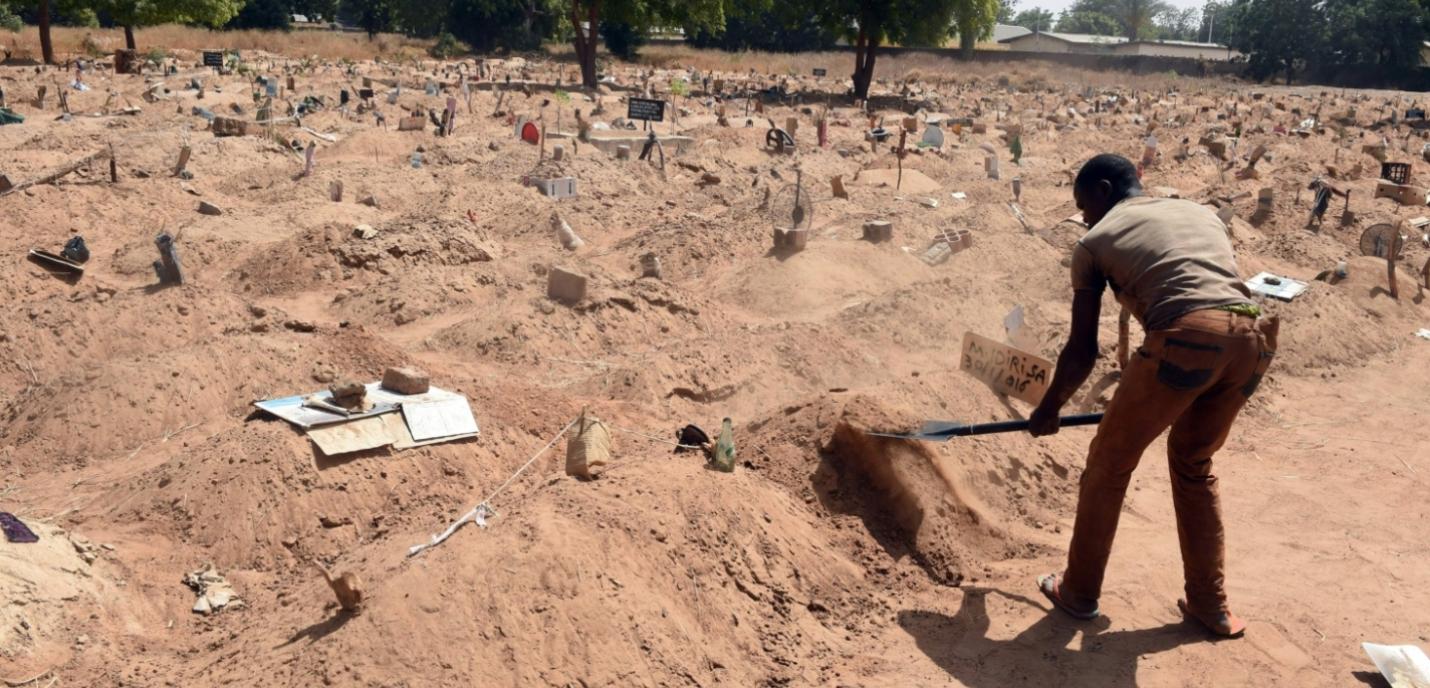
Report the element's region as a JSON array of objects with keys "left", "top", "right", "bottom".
[
  {"left": 153, "top": 233, "right": 184, "bottom": 285},
  {"left": 862, "top": 220, "right": 893, "bottom": 242},
  {"left": 959, "top": 331, "right": 1052, "bottom": 405},
  {"left": 173, "top": 145, "right": 191, "bottom": 177},
  {"left": 530, "top": 177, "right": 577, "bottom": 199},
  {"left": 921, "top": 123, "right": 944, "bottom": 149},
  {"left": 625, "top": 97, "right": 666, "bottom": 123},
  {"left": 302, "top": 142, "right": 316, "bottom": 177}
]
